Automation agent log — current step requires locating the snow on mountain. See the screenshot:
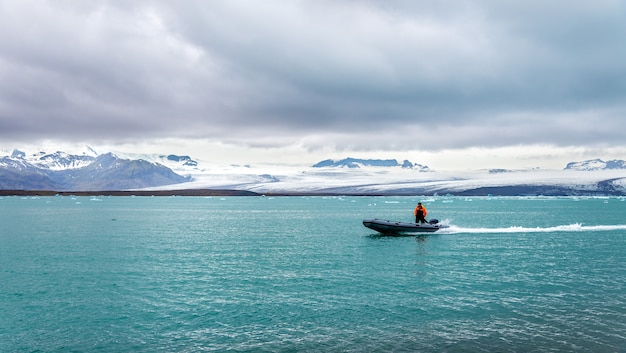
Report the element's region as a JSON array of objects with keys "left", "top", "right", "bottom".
[
  {"left": 0, "top": 151, "right": 62, "bottom": 189},
  {"left": 104, "top": 151, "right": 201, "bottom": 175},
  {"left": 64, "top": 153, "right": 190, "bottom": 190},
  {"left": 565, "top": 158, "right": 626, "bottom": 171},
  {"left": 0, "top": 153, "right": 35, "bottom": 171},
  {"left": 1, "top": 147, "right": 98, "bottom": 171},
  {"left": 161, "top": 154, "right": 198, "bottom": 167},
  {"left": 34, "top": 151, "right": 96, "bottom": 170},
  {"left": 0, "top": 148, "right": 189, "bottom": 190},
  {"left": 2, "top": 149, "right": 626, "bottom": 195},
  {"left": 313, "top": 157, "right": 429, "bottom": 171}
]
